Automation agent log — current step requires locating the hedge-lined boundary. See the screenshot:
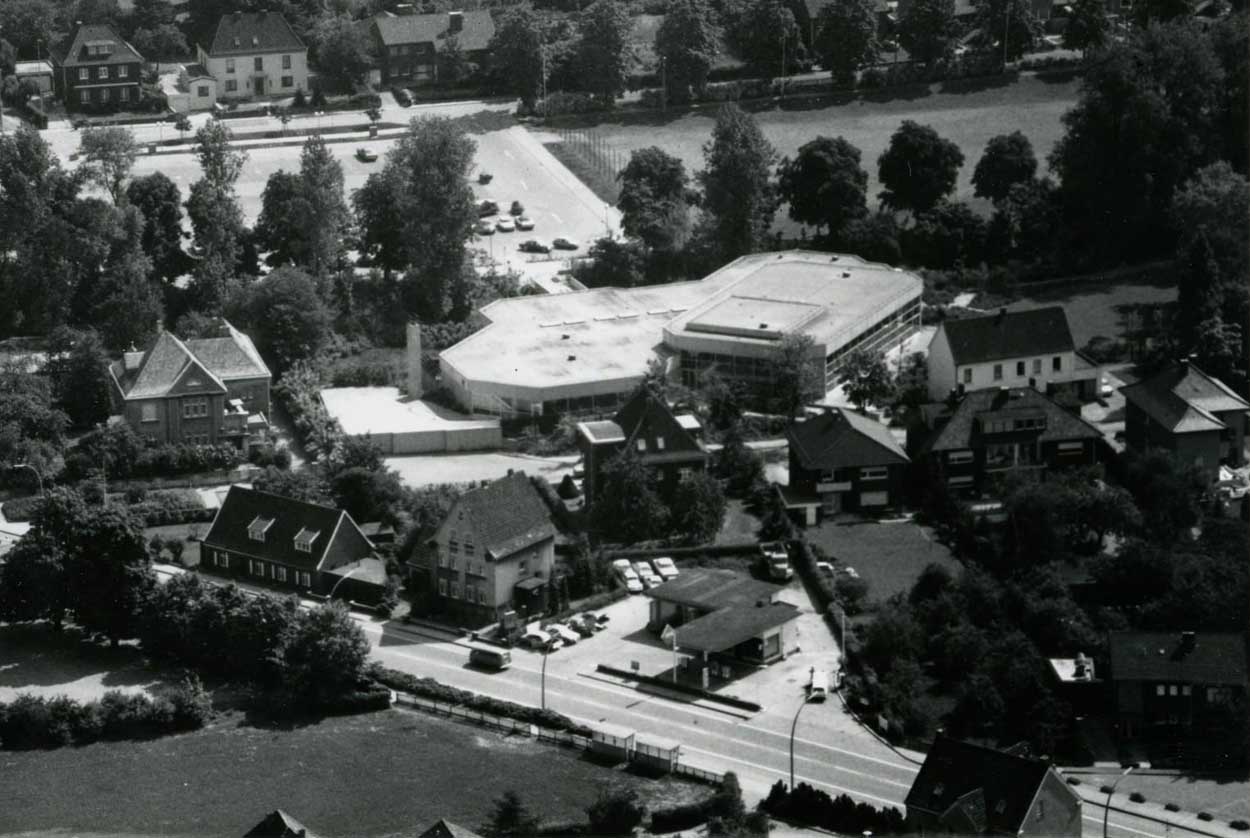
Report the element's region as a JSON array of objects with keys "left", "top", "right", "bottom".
[{"left": 596, "top": 664, "right": 761, "bottom": 713}]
